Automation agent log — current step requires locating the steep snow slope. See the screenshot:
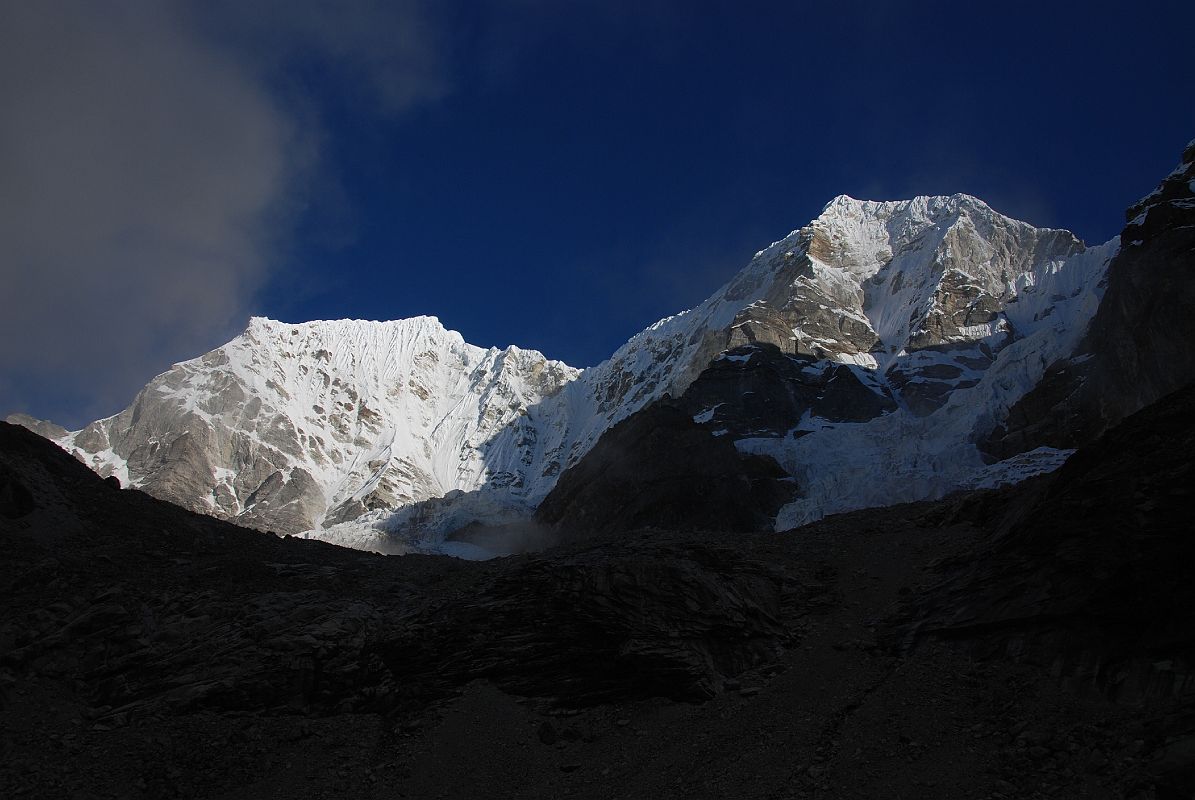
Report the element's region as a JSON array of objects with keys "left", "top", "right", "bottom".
[{"left": 53, "top": 192, "right": 1114, "bottom": 553}]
